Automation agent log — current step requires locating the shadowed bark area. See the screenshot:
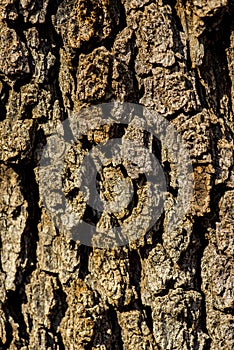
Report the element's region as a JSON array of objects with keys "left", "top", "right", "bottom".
[{"left": 0, "top": 0, "right": 233, "bottom": 349}]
